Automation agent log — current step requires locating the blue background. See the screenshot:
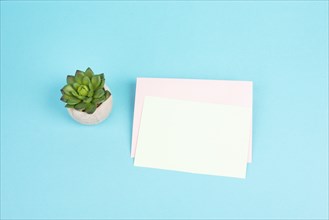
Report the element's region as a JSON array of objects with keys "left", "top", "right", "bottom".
[{"left": 1, "top": 1, "right": 328, "bottom": 219}]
